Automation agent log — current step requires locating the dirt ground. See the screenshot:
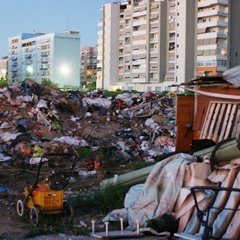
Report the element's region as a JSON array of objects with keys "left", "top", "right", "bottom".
[
  {"left": 0, "top": 84, "right": 176, "bottom": 239},
  {"left": 0, "top": 163, "right": 107, "bottom": 239},
  {"left": 0, "top": 166, "right": 171, "bottom": 240}
]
